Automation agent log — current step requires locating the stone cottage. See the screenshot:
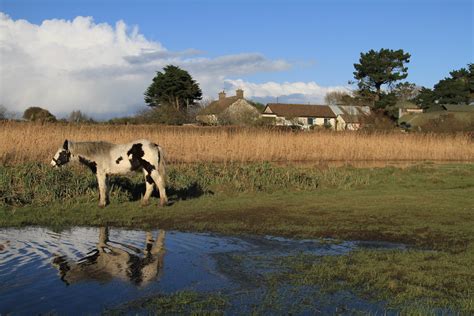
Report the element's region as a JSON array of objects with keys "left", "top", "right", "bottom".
[{"left": 196, "top": 89, "right": 260, "bottom": 125}]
